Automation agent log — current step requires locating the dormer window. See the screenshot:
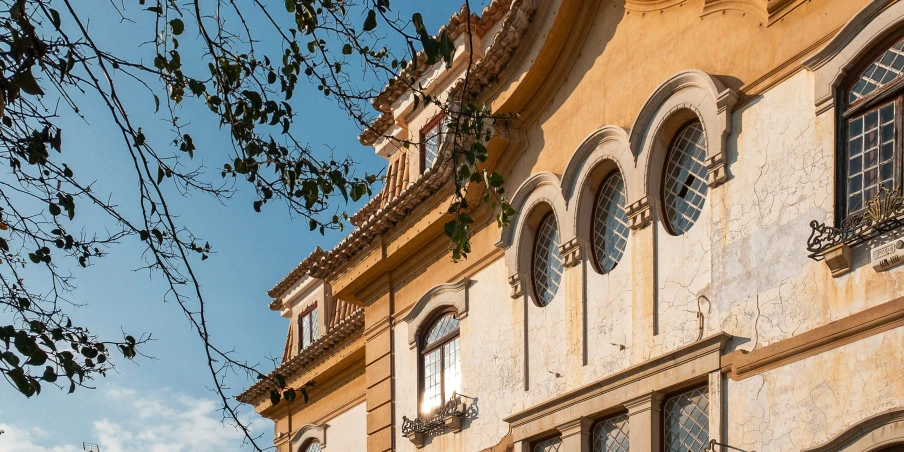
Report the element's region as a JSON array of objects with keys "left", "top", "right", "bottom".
[
  {"left": 420, "top": 115, "right": 445, "bottom": 172},
  {"left": 299, "top": 304, "right": 319, "bottom": 351}
]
